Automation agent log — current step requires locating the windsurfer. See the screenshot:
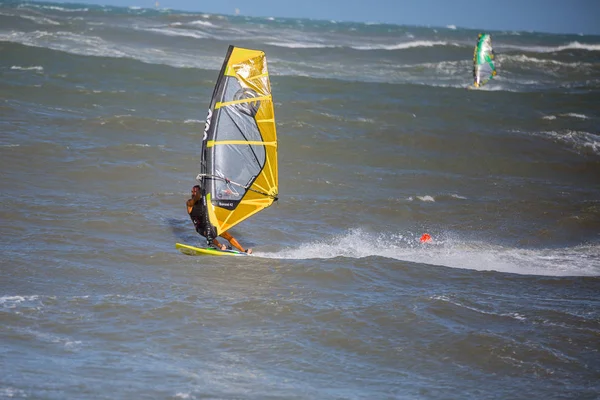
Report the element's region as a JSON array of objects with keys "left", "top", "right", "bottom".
[{"left": 187, "top": 185, "right": 252, "bottom": 254}]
